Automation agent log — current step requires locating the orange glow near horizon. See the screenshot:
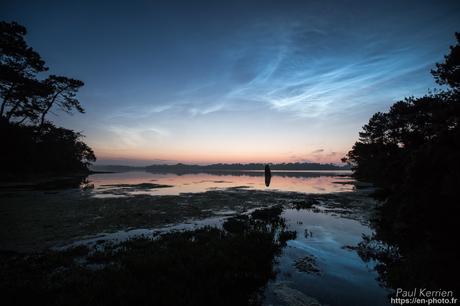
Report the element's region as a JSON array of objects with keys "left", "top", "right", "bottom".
[
  {"left": 94, "top": 147, "right": 347, "bottom": 165},
  {"left": 87, "top": 104, "right": 352, "bottom": 166}
]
